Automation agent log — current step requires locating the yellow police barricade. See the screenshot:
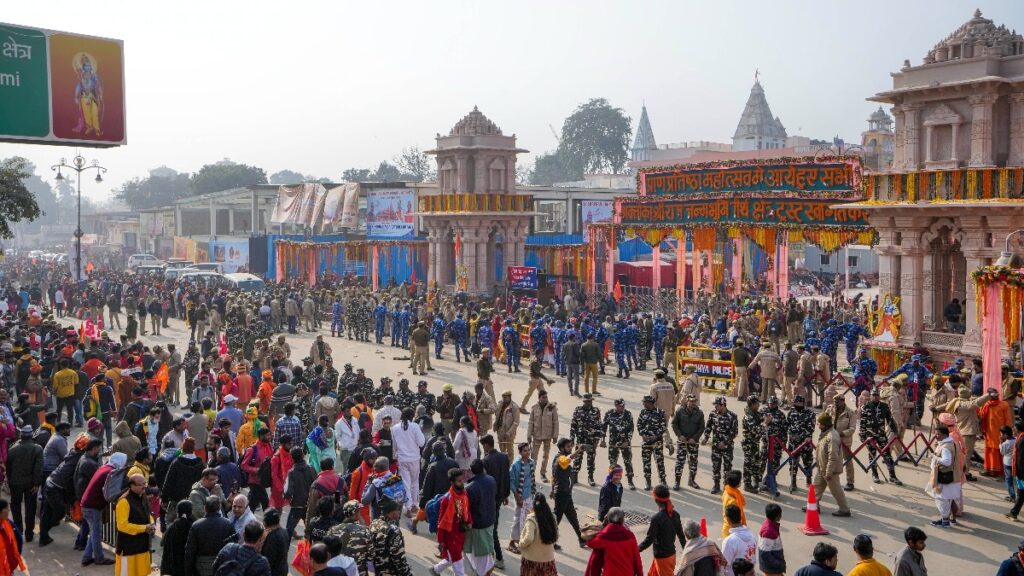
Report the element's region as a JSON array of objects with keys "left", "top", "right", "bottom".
[{"left": 675, "top": 345, "right": 735, "bottom": 393}]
